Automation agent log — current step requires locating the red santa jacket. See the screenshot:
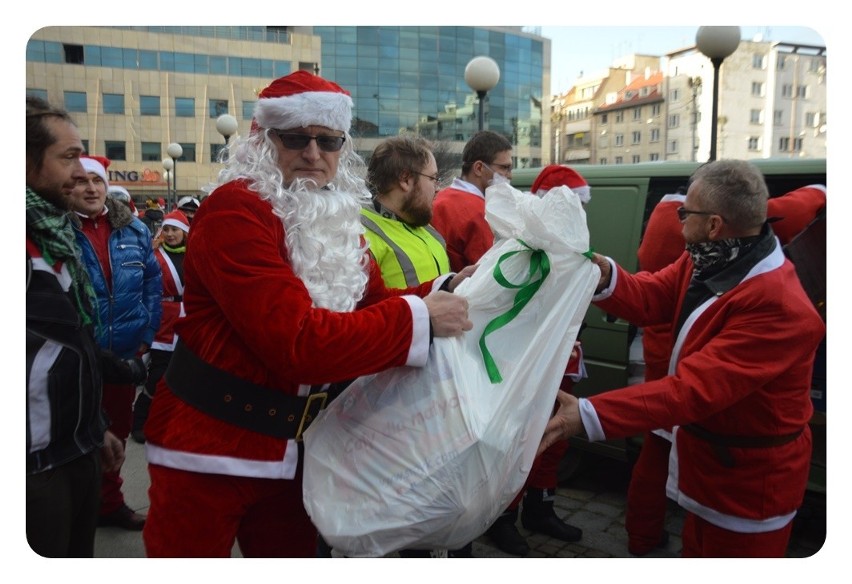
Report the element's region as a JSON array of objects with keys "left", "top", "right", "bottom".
[
  {"left": 150, "top": 247, "right": 184, "bottom": 351},
  {"left": 636, "top": 194, "right": 686, "bottom": 381},
  {"left": 144, "top": 181, "right": 435, "bottom": 479},
  {"left": 587, "top": 240, "right": 824, "bottom": 531},
  {"left": 431, "top": 181, "right": 492, "bottom": 273}
]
